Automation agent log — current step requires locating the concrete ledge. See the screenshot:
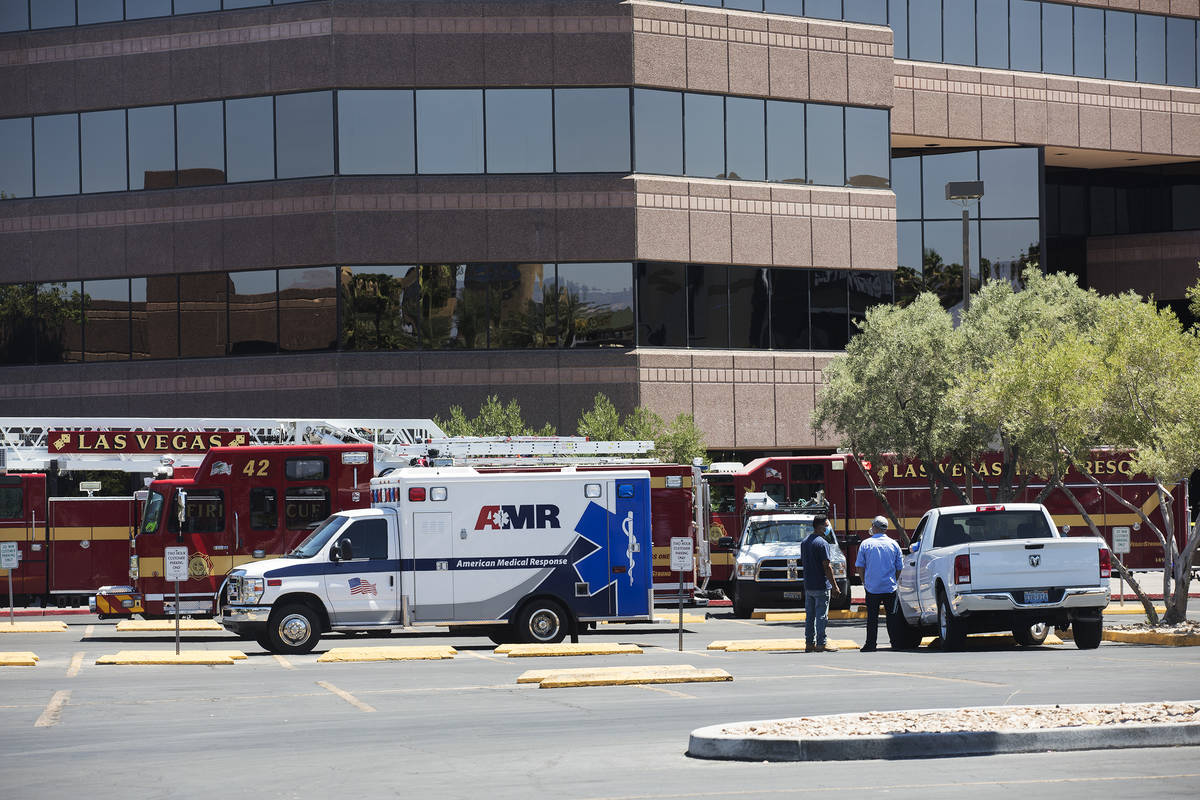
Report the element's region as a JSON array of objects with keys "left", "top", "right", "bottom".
[
  {"left": 495, "top": 642, "right": 643, "bottom": 657},
  {"left": 1102, "top": 630, "right": 1200, "bottom": 646},
  {"left": 708, "top": 638, "right": 859, "bottom": 652},
  {"left": 688, "top": 719, "right": 1200, "bottom": 761},
  {"left": 316, "top": 646, "right": 457, "bottom": 662},
  {"left": 96, "top": 650, "right": 246, "bottom": 665},
  {"left": 115, "top": 620, "right": 223, "bottom": 631},
  {"left": 0, "top": 651, "right": 39, "bottom": 666},
  {"left": 0, "top": 621, "right": 68, "bottom": 633},
  {"left": 519, "top": 664, "right": 732, "bottom": 688},
  {"left": 1105, "top": 607, "right": 1166, "bottom": 616},
  {"left": 750, "top": 610, "right": 866, "bottom": 621}
]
